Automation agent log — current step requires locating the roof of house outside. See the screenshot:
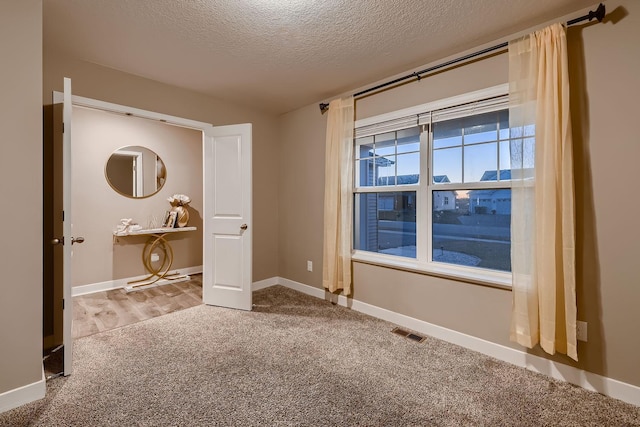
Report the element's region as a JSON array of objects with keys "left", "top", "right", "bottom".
[
  {"left": 479, "top": 169, "right": 534, "bottom": 181},
  {"left": 433, "top": 175, "right": 451, "bottom": 183},
  {"left": 377, "top": 174, "right": 419, "bottom": 185},
  {"left": 480, "top": 170, "right": 511, "bottom": 181},
  {"left": 468, "top": 189, "right": 512, "bottom": 197}
]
